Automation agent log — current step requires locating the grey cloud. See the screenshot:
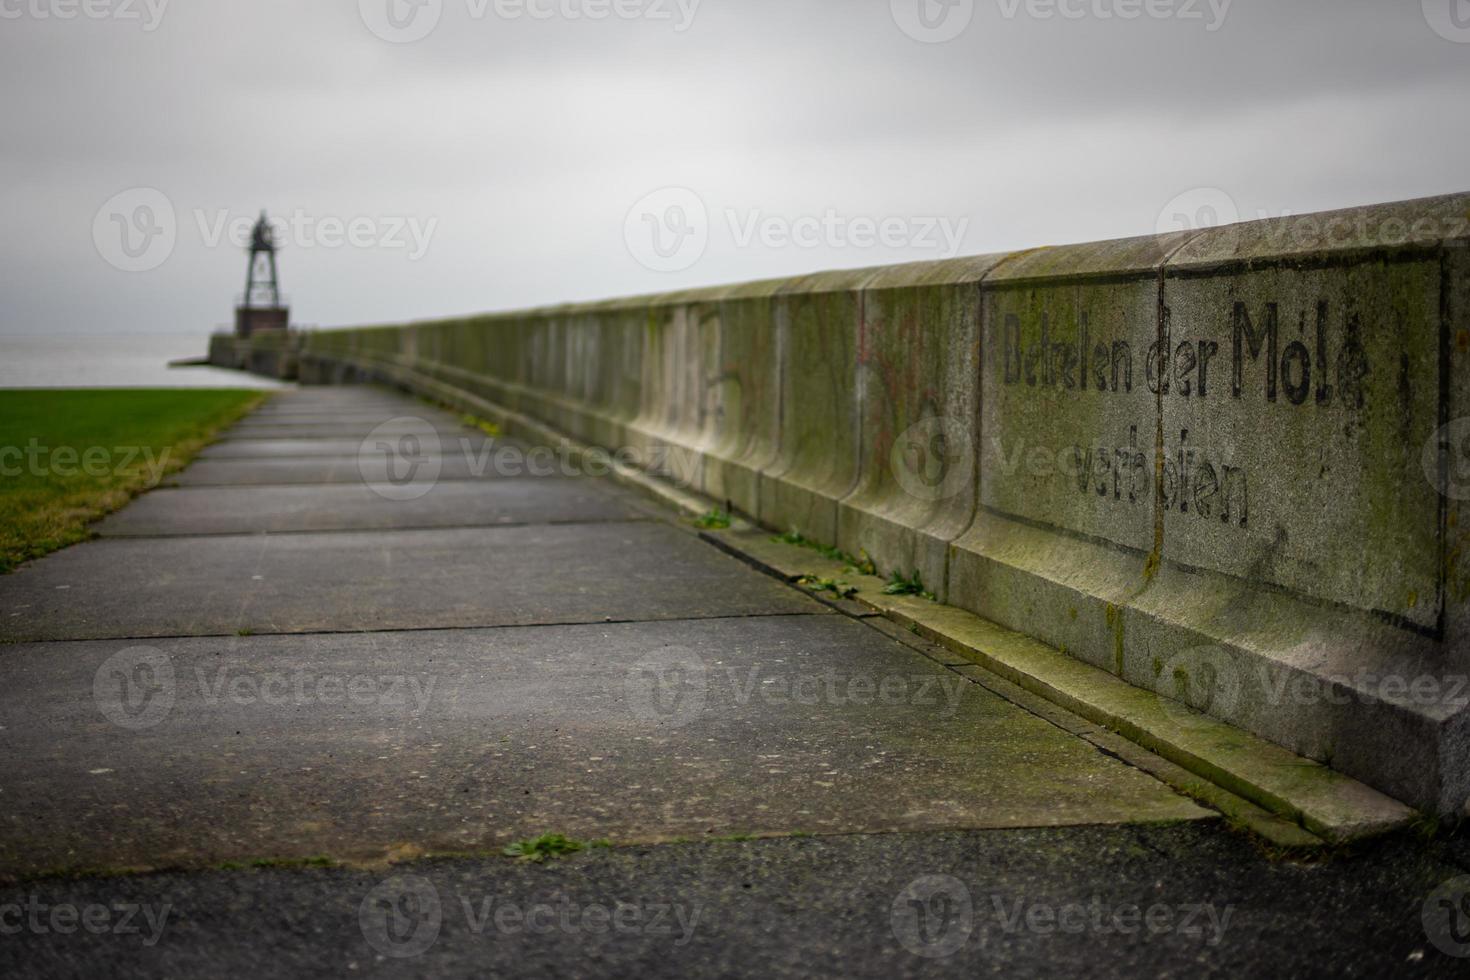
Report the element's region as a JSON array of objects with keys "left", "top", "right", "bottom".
[{"left": 0, "top": 0, "right": 1466, "bottom": 337}]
